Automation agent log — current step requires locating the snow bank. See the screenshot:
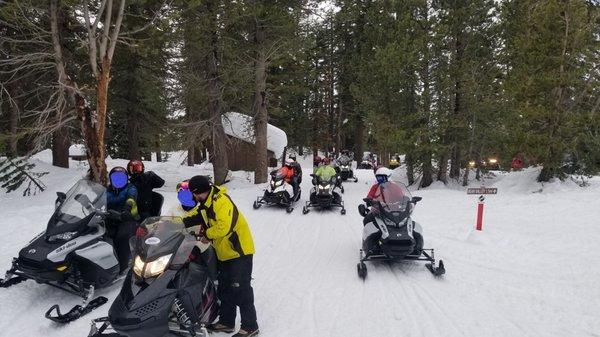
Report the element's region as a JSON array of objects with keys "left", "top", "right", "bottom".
[
  {"left": 221, "top": 112, "right": 288, "bottom": 157},
  {"left": 68, "top": 144, "right": 86, "bottom": 156}
]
